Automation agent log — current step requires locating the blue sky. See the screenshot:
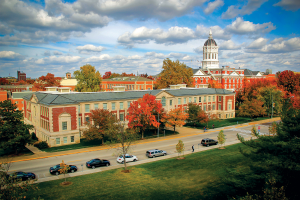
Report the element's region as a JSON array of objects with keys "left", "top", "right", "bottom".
[{"left": 0, "top": 0, "right": 300, "bottom": 78}]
